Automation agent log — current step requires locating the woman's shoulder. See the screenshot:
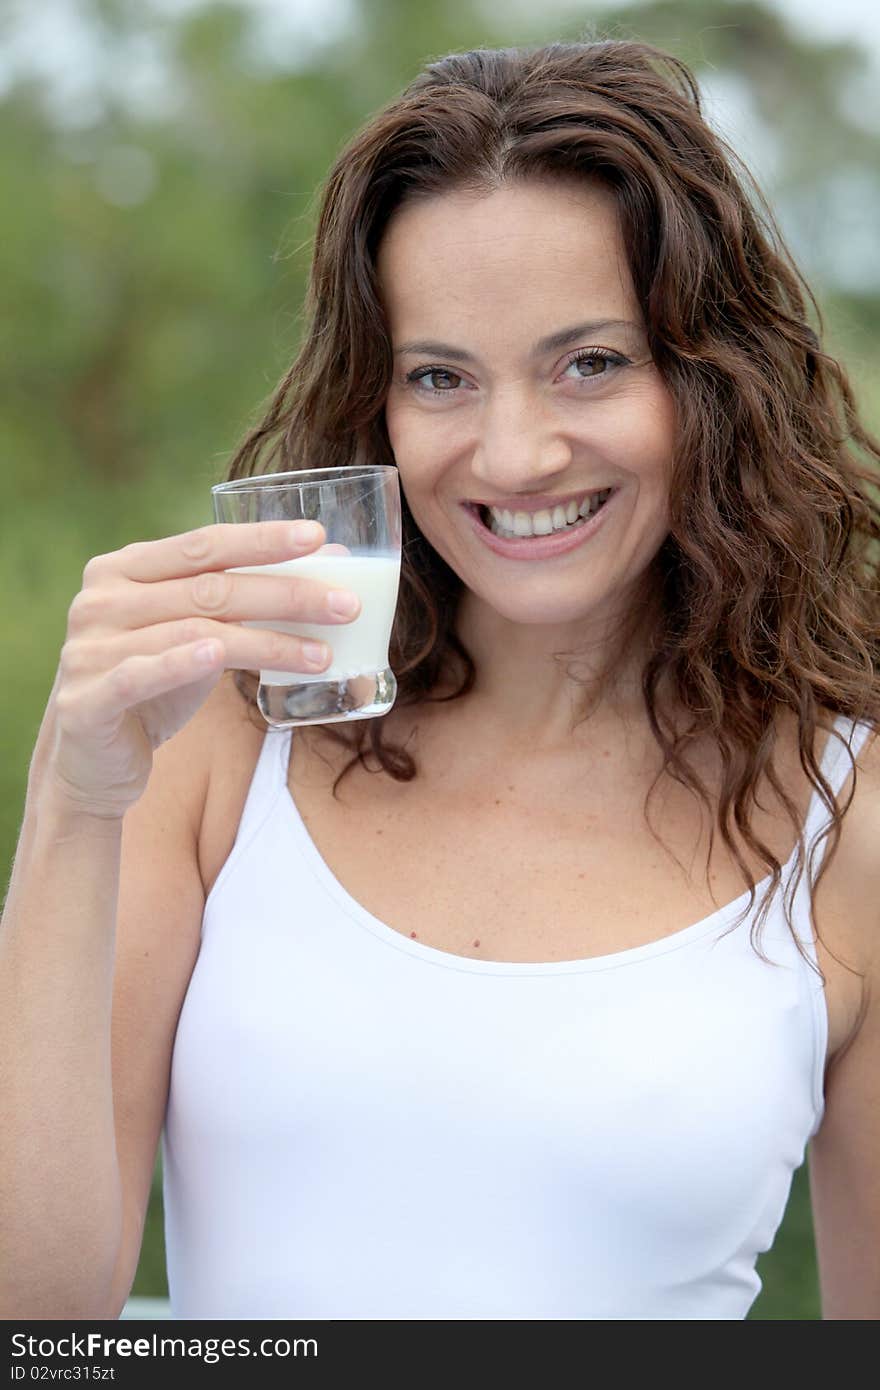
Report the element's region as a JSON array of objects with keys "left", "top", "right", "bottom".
[
  {"left": 174, "top": 669, "right": 266, "bottom": 821},
  {"left": 813, "top": 706, "right": 880, "bottom": 837},
  {"left": 184, "top": 671, "right": 267, "bottom": 901},
  {"left": 828, "top": 710, "right": 880, "bottom": 903},
  {"left": 811, "top": 708, "right": 880, "bottom": 1033},
  {"left": 197, "top": 670, "right": 266, "bottom": 757},
  {"left": 772, "top": 703, "right": 879, "bottom": 801}
]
